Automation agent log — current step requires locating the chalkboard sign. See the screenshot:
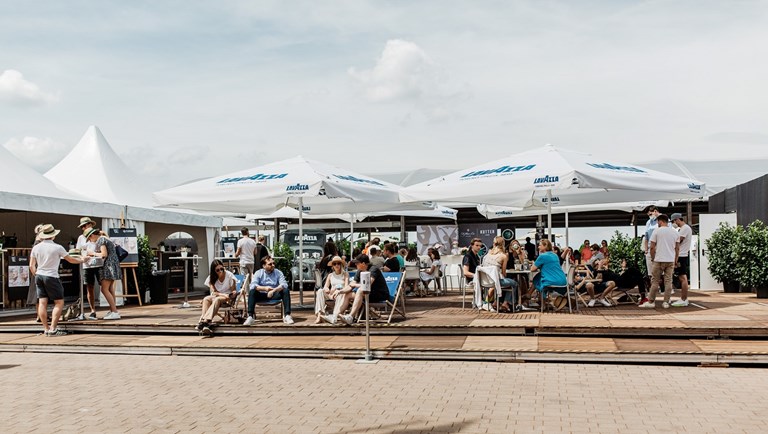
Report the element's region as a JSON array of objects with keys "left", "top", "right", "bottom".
[{"left": 108, "top": 228, "right": 139, "bottom": 264}]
